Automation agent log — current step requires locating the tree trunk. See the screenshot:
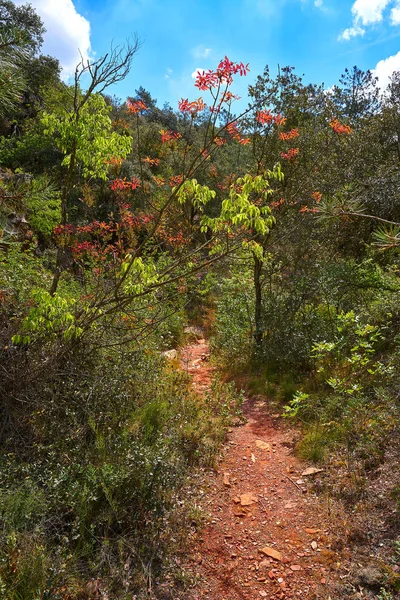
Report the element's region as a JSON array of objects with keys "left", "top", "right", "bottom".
[
  {"left": 50, "top": 141, "right": 76, "bottom": 296},
  {"left": 253, "top": 253, "right": 263, "bottom": 346}
]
